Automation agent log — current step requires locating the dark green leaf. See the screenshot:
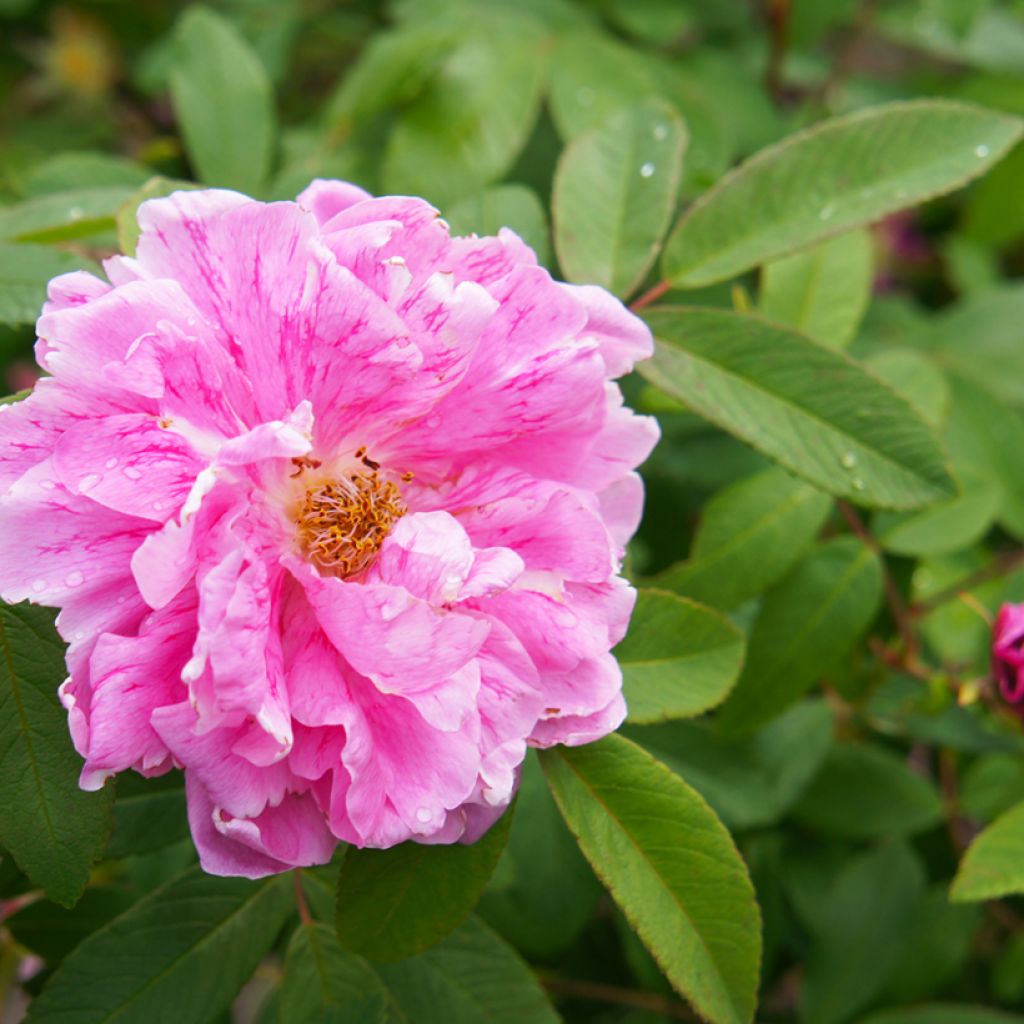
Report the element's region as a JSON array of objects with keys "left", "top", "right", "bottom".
[
  {"left": 107, "top": 772, "right": 188, "bottom": 860},
  {"left": 641, "top": 308, "right": 956, "bottom": 509},
  {"left": 25, "top": 867, "right": 292, "bottom": 1024},
  {"left": 335, "top": 808, "right": 513, "bottom": 962},
  {"left": 540, "top": 734, "right": 761, "bottom": 1024},
  {"left": 0, "top": 603, "right": 111, "bottom": 906},
  {"left": 857, "top": 1008, "right": 1024, "bottom": 1024}
]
